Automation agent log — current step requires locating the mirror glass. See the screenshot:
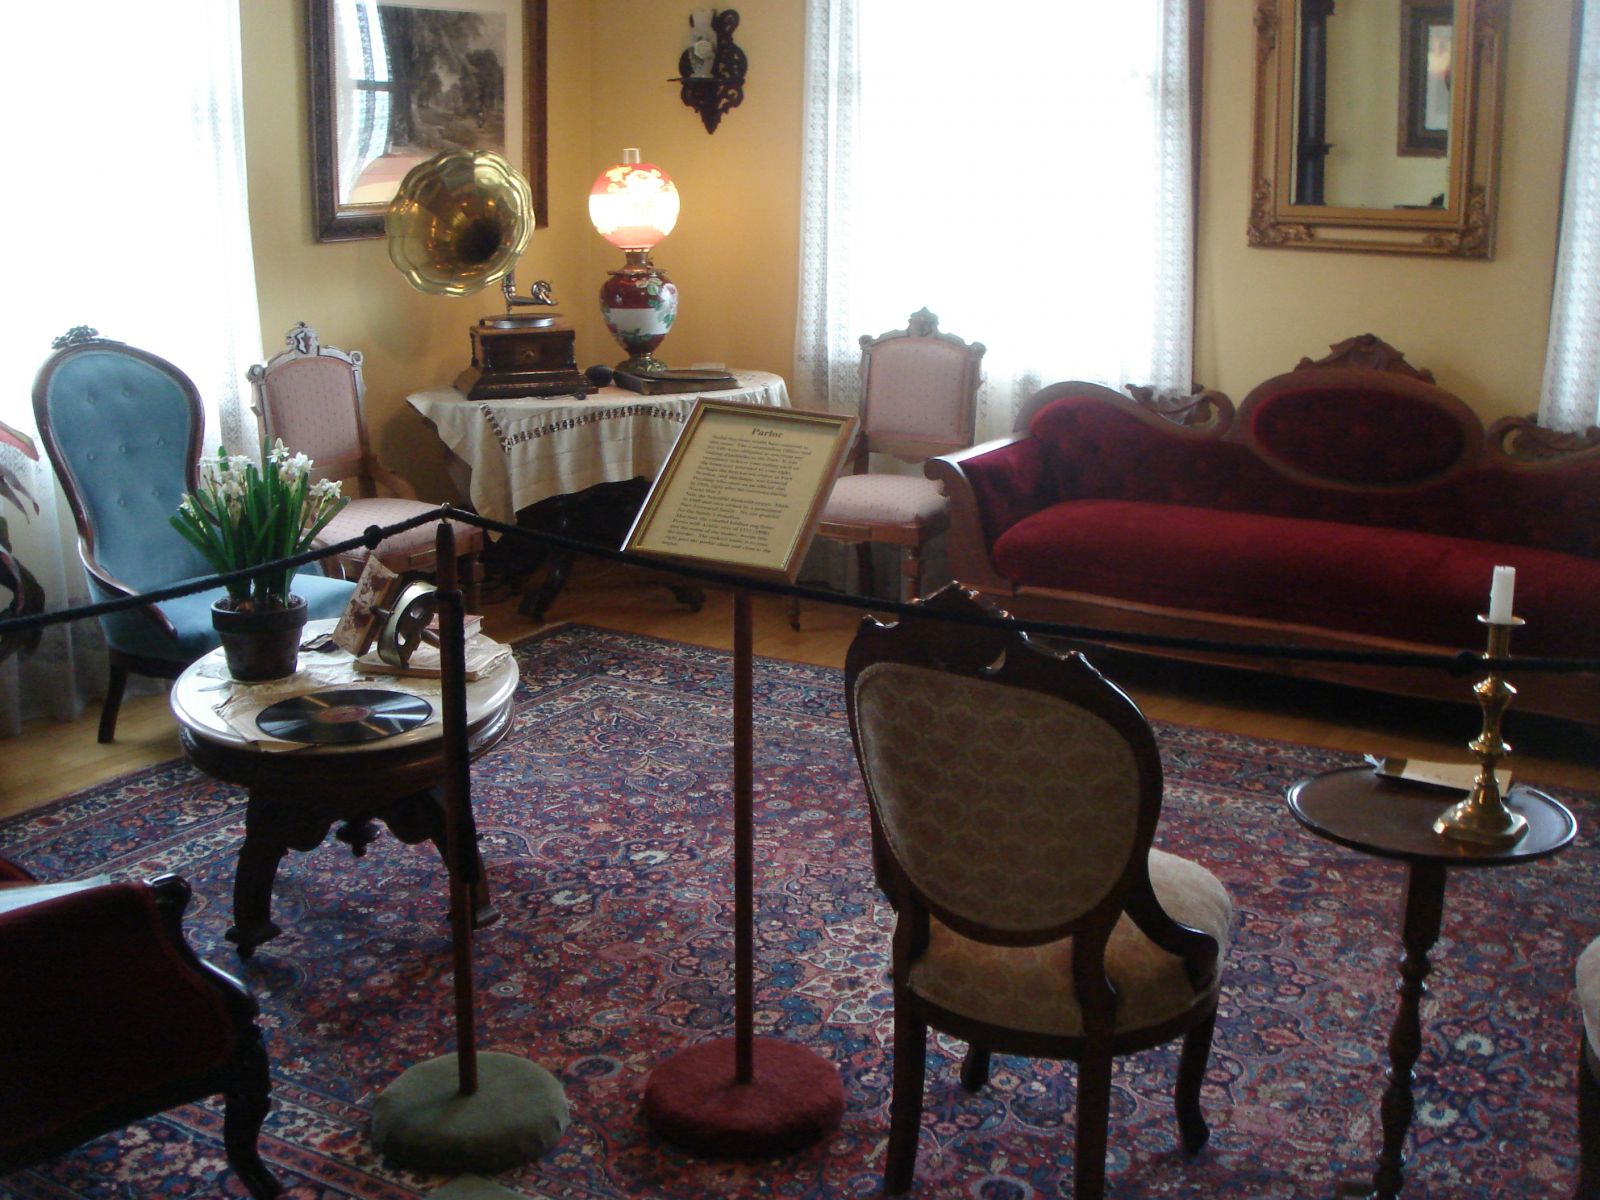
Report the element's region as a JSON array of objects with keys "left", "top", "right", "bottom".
[
  {"left": 1292, "top": 0, "right": 1453, "bottom": 209},
  {"left": 1249, "top": 0, "right": 1505, "bottom": 258}
]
